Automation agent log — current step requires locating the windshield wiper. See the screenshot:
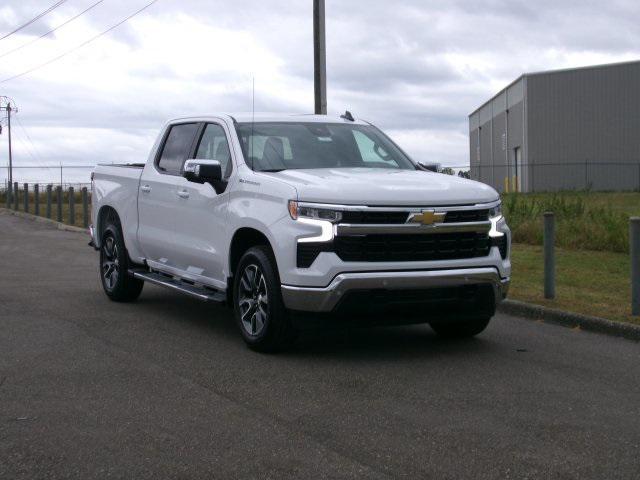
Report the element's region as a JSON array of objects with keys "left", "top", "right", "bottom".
[{"left": 258, "top": 169, "right": 287, "bottom": 173}]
